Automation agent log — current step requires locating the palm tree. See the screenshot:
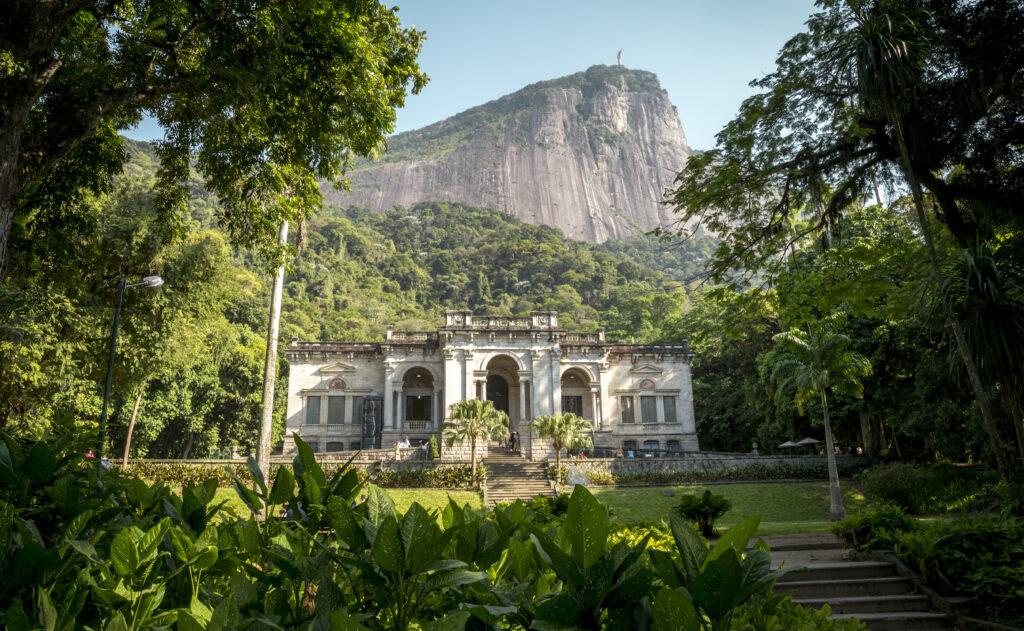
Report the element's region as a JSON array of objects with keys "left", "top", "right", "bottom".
[
  {"left": 443, "top": 399, "right": 509, "bottom": 478},
  {"left": 530, "top": 412, "right": 593, "bottom": 489},
  {"left": 769, "top": 325, "right": 872, "bottom": 521}
]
